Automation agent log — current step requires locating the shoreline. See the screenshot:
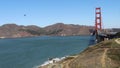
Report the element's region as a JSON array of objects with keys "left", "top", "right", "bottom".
[
  {"left": 39, "top": 38, "right": 120, "bottom": 68},
  {"left": 38, "top": 55, "right": 78, "bottom": 68},
  {"left": 0, "top": 35, "right": 91, "bottom": 39}
]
